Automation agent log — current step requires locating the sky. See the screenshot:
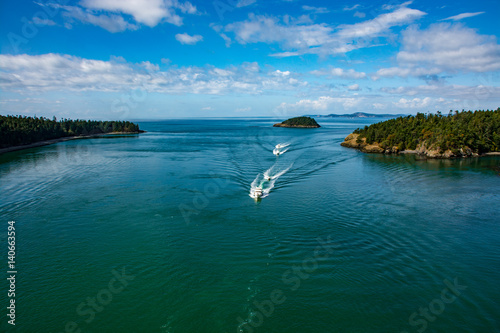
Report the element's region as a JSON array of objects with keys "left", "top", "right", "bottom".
[{"left": 0, "top": 0, "right": 499, "bottom": 120}]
